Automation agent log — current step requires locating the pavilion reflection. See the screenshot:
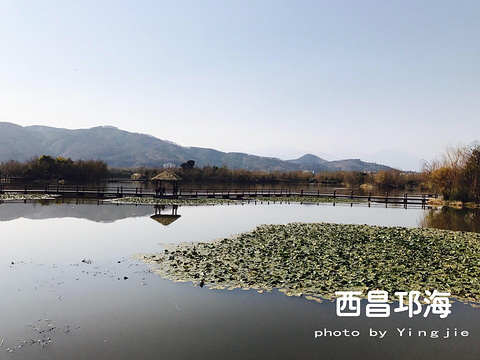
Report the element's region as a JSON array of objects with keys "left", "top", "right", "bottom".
[{"left": 150, "top": 205, "right": 181, "bottom": 226}]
